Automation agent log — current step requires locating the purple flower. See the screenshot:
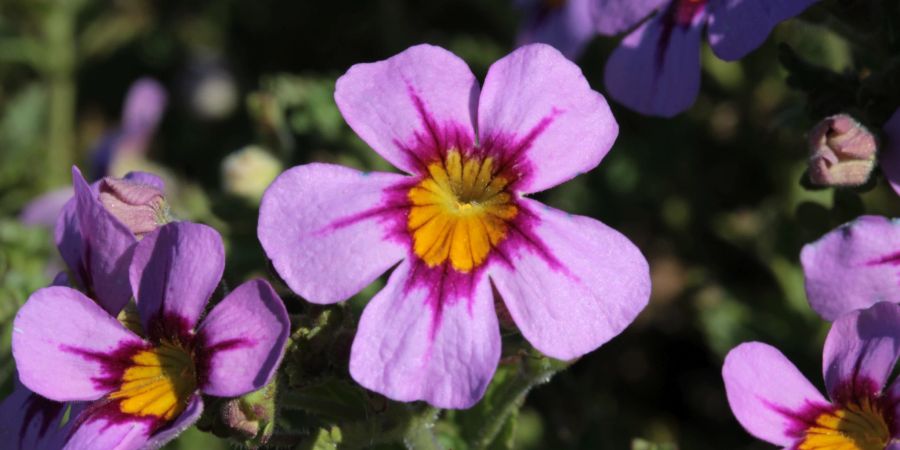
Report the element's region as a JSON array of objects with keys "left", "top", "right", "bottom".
[
  {"left": 723, "top": 302, "right": 900, "bottom": 449},
  {"left": 801, "top": 215, "right": 900, "bottom": 321},
  {"left": 515, "top": 0, "right": 598, "bottom": 60},
  {"left": 598, "top": 0, "right": 818, "bottom": 117},
  {"left": 12, "top": 221, "right": 290, "bottom": 450},
  {"left": 0, "top": 377, "right": 86, "bottom": 450},
  {"left": 92, "top": 78, "right": 168, "bottom": 178},
  {"left": 879, "top": 109, "right": 900, "bottom": 197},
  {"left": 258, "top": 44, "right": 650, "bottom": 408},
  {"left": 56, "top": 168, "right": 169, "bottom": 315}
]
